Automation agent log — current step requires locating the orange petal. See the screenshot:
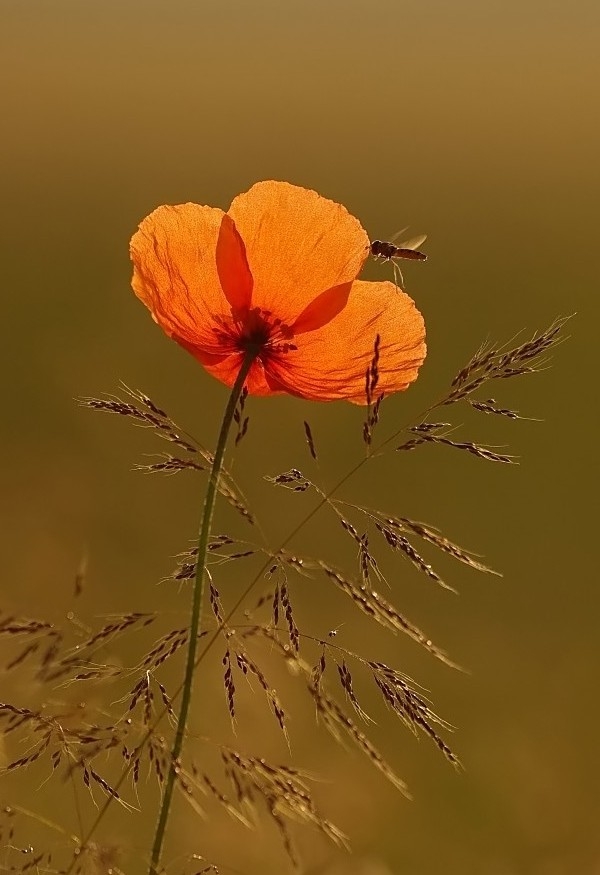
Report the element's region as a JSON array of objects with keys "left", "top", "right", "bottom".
[
  {"left": 130, "top": 204, "right": 253, "bottom": 353},
  {"left": 291, "top": 282, "right": 353, "bottom": 334},
  {"left": 214, "top": 214, "right": 254, "bottom": 316},
  {"left": 264, "top": 280, "right": 426, "bottom": 403},
  {"left": 227, "top": 181, "right": 369, "bottom": 326},
  {"left": 179, "top": 342, "right": 287, "bottom": 397}
]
